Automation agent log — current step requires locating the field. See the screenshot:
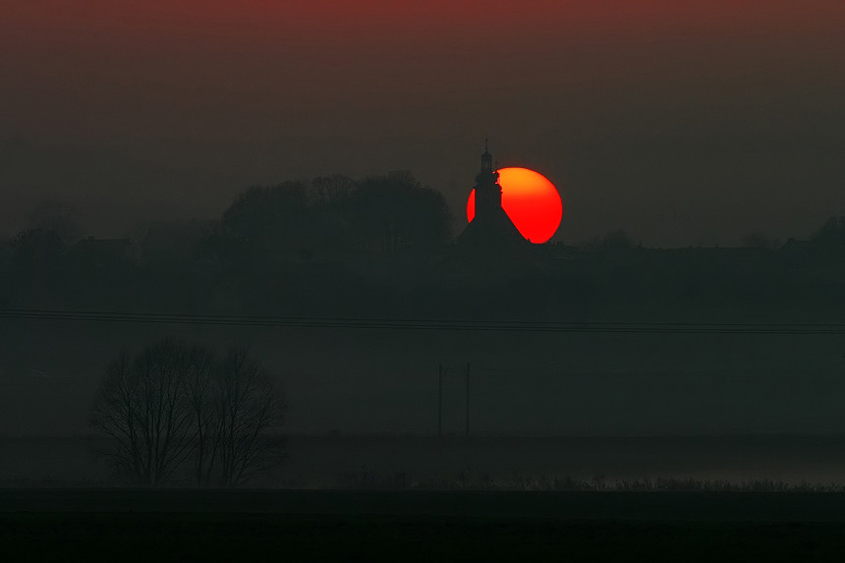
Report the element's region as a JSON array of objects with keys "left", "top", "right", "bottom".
[
  {"left": 4, "top": 490, "right": 845, "bottom": 560},
  {"left": 7, "top": 434, "right": 845, "bottom": 488},
  {"left": 6, "top": 436, "right": 845, "bottom": 559},
  {"left": 4, "top": 513, "right": 845, "bottom": 561}
]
